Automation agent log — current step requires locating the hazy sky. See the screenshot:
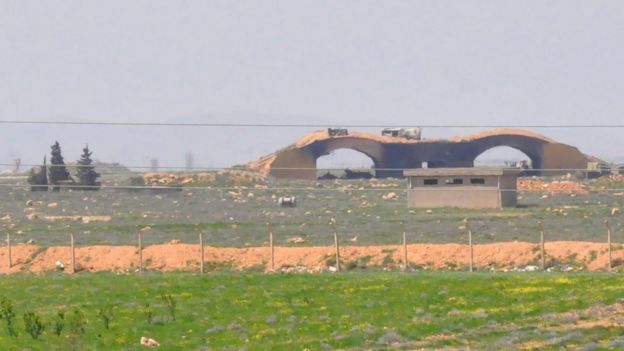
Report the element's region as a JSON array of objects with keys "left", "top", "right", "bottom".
[{"left": 1, "top": 1, "right": 623, "bottom": 169}]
